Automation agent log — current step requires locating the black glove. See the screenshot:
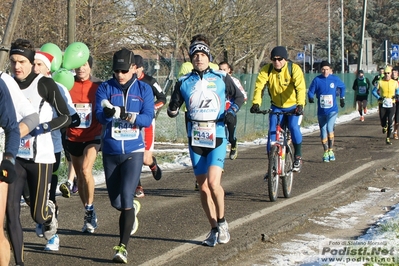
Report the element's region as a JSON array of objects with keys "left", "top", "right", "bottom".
[
  {"left": 118, "top": 106, "right": 128, "bottom": 120},
  {"left": 0, "top": 156, "right": 16, "bottom": 184},
  {"left": 250, "top": 104, "right": 260, "bottom": 113},
  {"left": 103, "top": 107, "right": 116, "bottom": 118},
  {"left": 224, "top": 112, "right": 236, "bottom": 125},
  {"left": 340, "top": 98, "right": 345, "bottom": 108},
  {"left": 69, "top": 113, "right": 81, "bottom": 128},
  {"left": 308, "top": 98, "right": 314, "bottom": 103},
  {"left": 378, "top": 97, "right": 383, "bottom": 103},
  {"left": 295, "top": 105, "right": 303, "bottom": 115}
]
